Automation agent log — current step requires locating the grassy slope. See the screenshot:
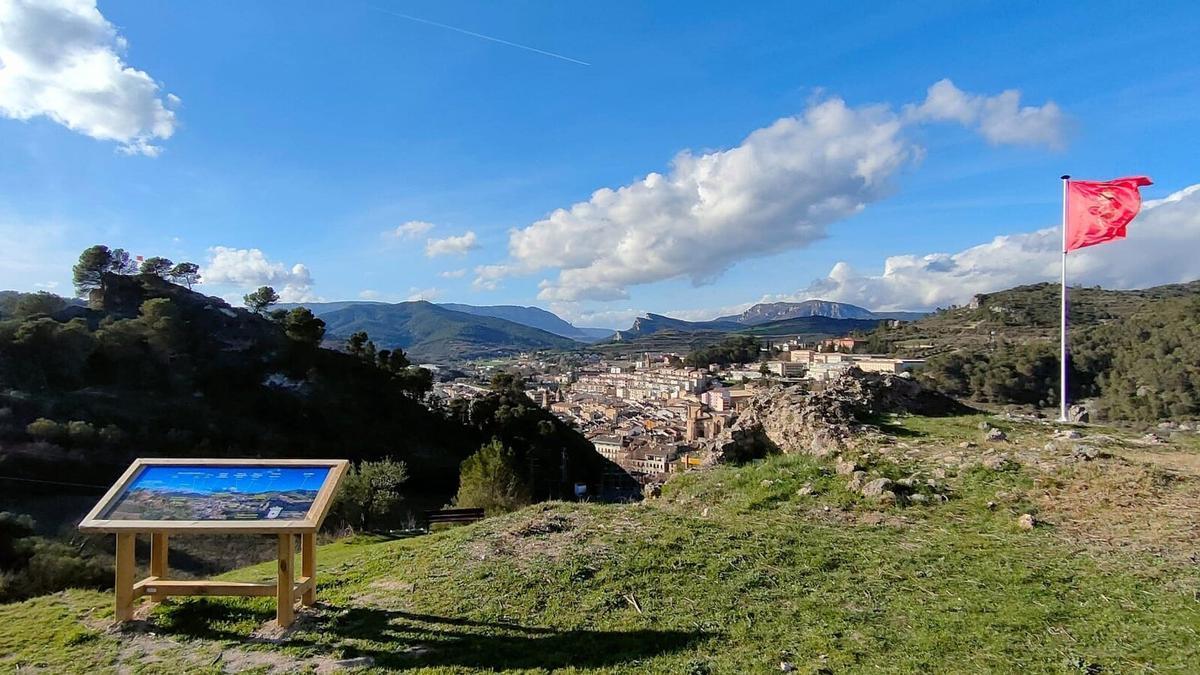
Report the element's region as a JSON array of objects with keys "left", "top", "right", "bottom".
[{"left": 3, "top": 416, "right": 1199, "bottom": 674}]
